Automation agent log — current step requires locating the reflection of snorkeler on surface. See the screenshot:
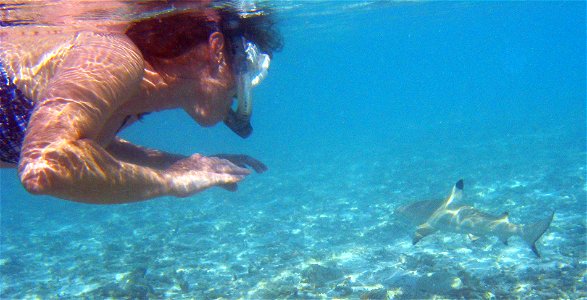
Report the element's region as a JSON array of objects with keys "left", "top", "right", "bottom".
[{"left": 0, "top": 0, "right": 282, "bottom": 203}]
